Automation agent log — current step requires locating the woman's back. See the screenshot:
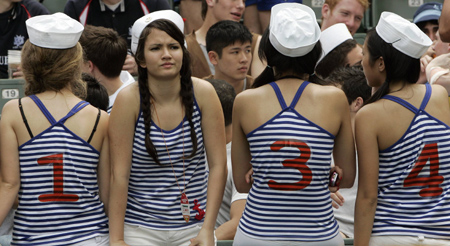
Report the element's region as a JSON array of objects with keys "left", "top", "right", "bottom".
[
  {"left": 357, "top": 83, "right": 450, "bottom": 238},
  {"left": 233, "top": 79, "right": 355, "bottom": 242}
]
